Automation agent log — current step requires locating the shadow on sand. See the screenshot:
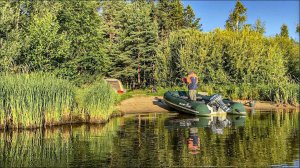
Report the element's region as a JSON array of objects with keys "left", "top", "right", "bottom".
[{"left": 152, "top": 97, "right": 174, "bottom": 111}]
